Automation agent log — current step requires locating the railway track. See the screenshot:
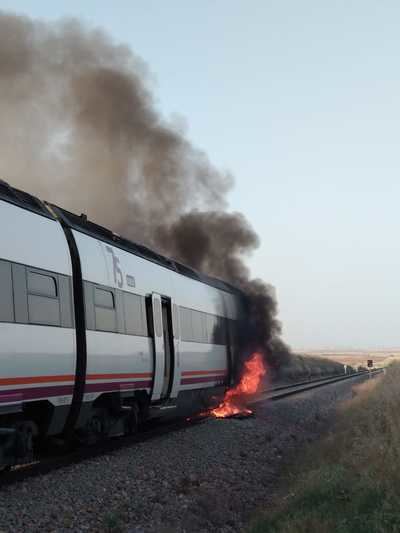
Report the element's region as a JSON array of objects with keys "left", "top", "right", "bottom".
[
  {"left": 0, "top": 368, "right": 382, "bottom": 488},
  {"left": 257, "top": 368, "right": 383, "bottom": 403}
]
